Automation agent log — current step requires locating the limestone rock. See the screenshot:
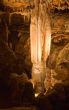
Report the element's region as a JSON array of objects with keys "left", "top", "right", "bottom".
[
  {"left": 0, "top": 73, "right": 35, "bottom": 107},
  {"left": 10, "top": 73, "right": 34, "bottom": 105},
  {"left": 15, "top": 36, "right": 32, "bottom": 78},
  {"left": 0, "top": 39, "right": 17, "bottom": 74},
  {"left": 44, "top": 67, "right": 52, "bottom": 91},
  {"left": 46, "top": 33, "right": 69, "bottom": 89},
  {"left": 53, "top": 43, "right": 69, "bottom": 81},
  {"left": 56, "top": 43, "right": 69, "bottom": 65},
  {"left": 47, "top": 47, "right": 62, "bottom": 69},
  {"left": 51, "top": 13, "right": 69, "bottom": 35},
  {"left": 35, "top": 83, "right": 69, "bottom": 110}
]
